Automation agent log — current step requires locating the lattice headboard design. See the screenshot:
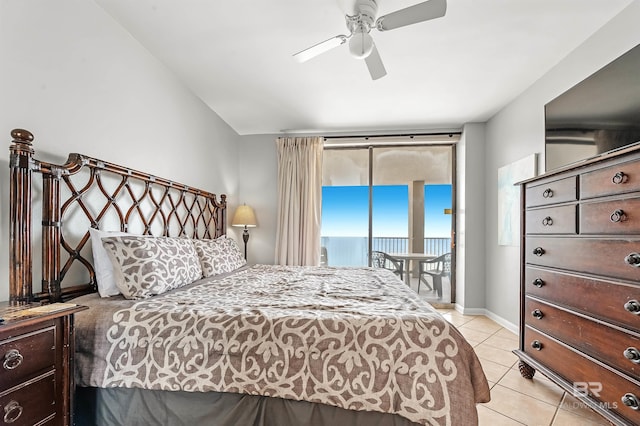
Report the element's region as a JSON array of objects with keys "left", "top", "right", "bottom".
[{"left": 9, "top": 129, "right": 227, "bottom": 304}]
